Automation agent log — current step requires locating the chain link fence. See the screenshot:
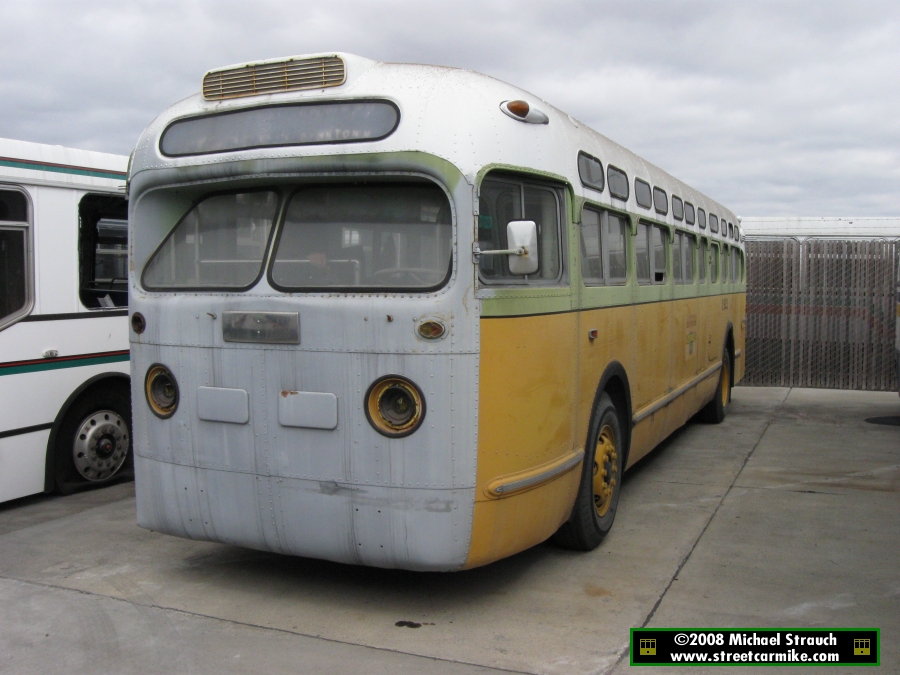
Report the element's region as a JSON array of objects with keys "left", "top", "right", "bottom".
[{"left": 744, "top": 238, "right": 899, "bottom": 390}]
